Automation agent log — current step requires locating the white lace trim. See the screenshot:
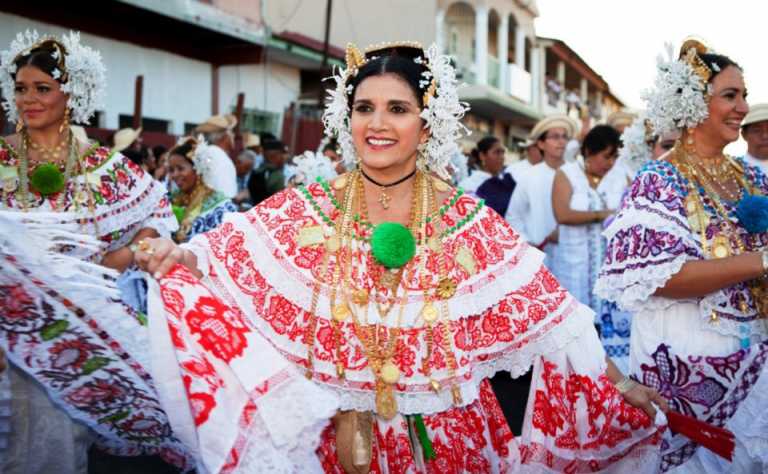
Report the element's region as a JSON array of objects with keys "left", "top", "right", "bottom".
[
  {"left": 231, "top": 378, "right": 334, "bottom": 474},
  {"left": 597, "top": 200, "right": 767, "bottom": 339},
  {"left": 596, "top": 204, "right": 699, "bottom": 313},
  {"left": 199, "top": 206, "right": 546, "bottom": 327},
  {"left": 19, "top": 152, "right": 177, "bottom": 250}
]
